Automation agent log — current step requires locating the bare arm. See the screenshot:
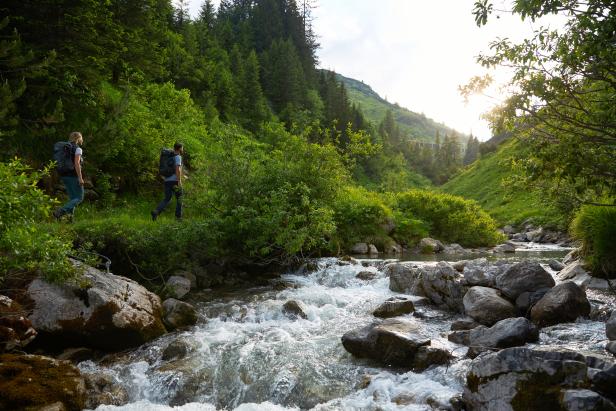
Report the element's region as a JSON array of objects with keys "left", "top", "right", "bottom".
[
  {"left": 74, "top": 154, "right": 84, "bottom": 185},
  {"left": 175, "top": 164, "right": 182, "bottom": 186}
]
